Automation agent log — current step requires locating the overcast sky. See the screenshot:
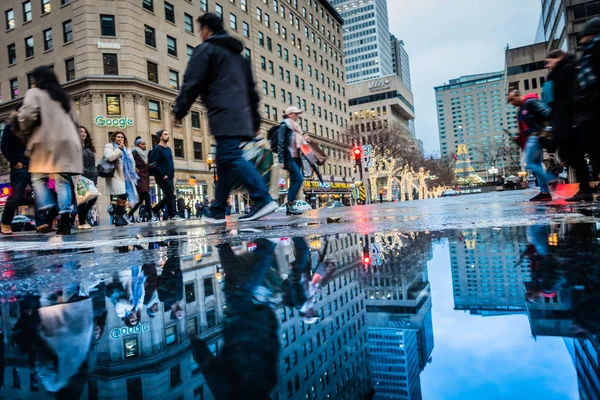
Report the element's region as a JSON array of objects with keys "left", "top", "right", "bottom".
[{"left": 387, "top": 0, "right": 542, "bottom": 156}]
